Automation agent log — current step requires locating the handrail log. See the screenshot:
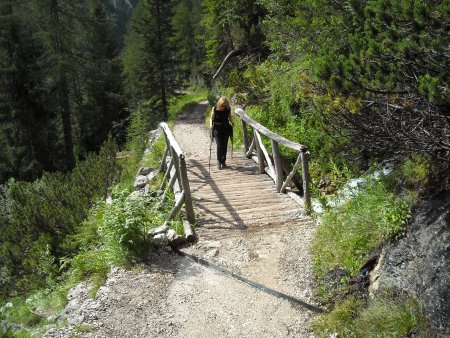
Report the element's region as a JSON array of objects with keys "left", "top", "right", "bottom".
[
  {"left": 158, "top": 122, "right": 196, "bottom": 225},
  {"left": 160, "top": 122, "right": 183, "bottom": 157},
  {"left": 234, "top": 107, "right": 311, "bottom": 215},
  {"left": 235, "top": 108, "right": 307, "bottom": 152}
]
